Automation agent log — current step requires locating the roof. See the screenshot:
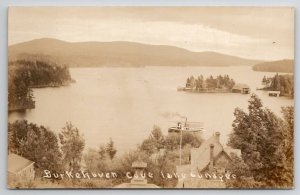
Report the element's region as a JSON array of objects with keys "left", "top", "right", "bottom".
[
  {"left": 232, "top": 83, "right": 250, "bottom": 90},
  {"left": 190, "top": 132, "right": 240, "bottom": 172},
  {"left": 132, "top": 161, "right": 147, "bottom": 168},
  {"left": 223, "top": 147, "right": 241, "bottom": 157},
  {"left": 8, "top": 153, "right": 34, "bottom": 174}
]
